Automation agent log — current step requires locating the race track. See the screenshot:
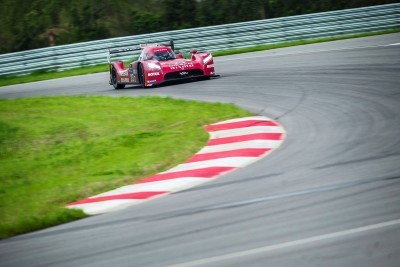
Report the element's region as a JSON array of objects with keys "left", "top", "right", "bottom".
[{"left": 1, "top": 33, "right": 400, "bottom": 267}]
